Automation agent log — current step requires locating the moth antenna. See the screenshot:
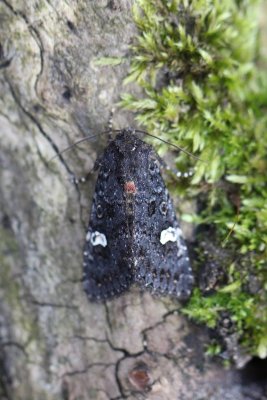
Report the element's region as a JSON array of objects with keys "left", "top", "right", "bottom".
[
  {"left": 49, "top": 130, "right": 111, "bottom": 162},
  {"left": 135, "top": 129, "right": 207, "bottom": 163},
  {"left": 49, "top": 127, "right": 206, "bottom": 164}
]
